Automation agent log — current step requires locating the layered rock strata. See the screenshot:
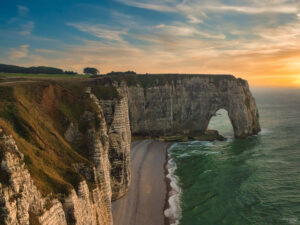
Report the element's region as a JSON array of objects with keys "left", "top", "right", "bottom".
[
  {"left": 99, "top": 85, "right": 131, "bottom": 200},
  {"left": 0, "top": 130, "right": 67, "bottom": 225},
  {"left": 121, "top": 75, "right": 260, "bottom": 138},
  {"left": 0, "top": 88, "right": 119, "bottom": 225}
]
